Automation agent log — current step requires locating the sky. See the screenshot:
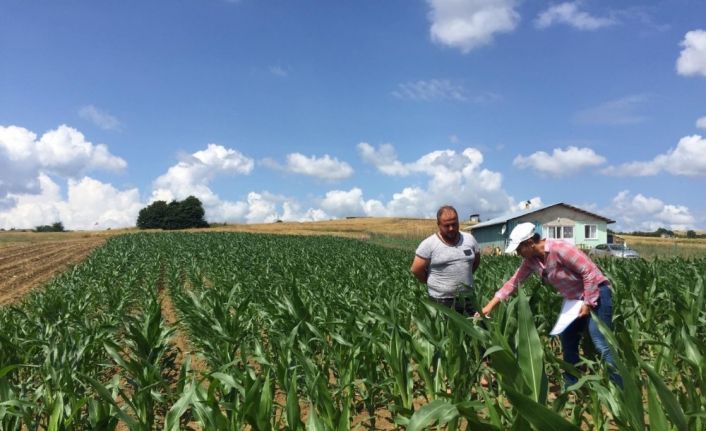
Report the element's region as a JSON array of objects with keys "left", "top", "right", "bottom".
[{"left": 1, "top": 0, "right": 705, "bottom": 232}]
